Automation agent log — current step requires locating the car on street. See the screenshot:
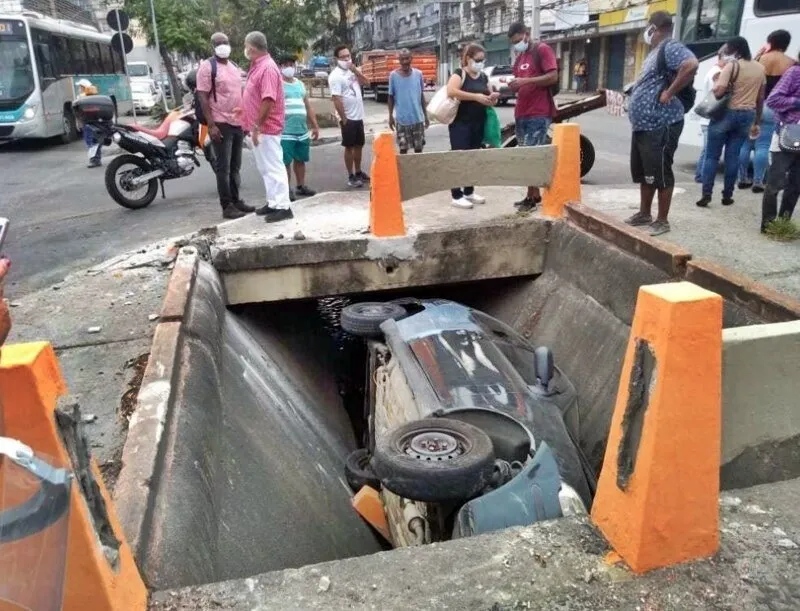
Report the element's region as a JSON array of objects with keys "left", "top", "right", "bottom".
[
  {"left": 485, "top": 65, "right": 516, "bottom": 104},
  {"left": 131, "top": 80, "right": 159, "bottom": 114},
  {"left": 340, "top": 298, "right": 596, "bottom": 547}
]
